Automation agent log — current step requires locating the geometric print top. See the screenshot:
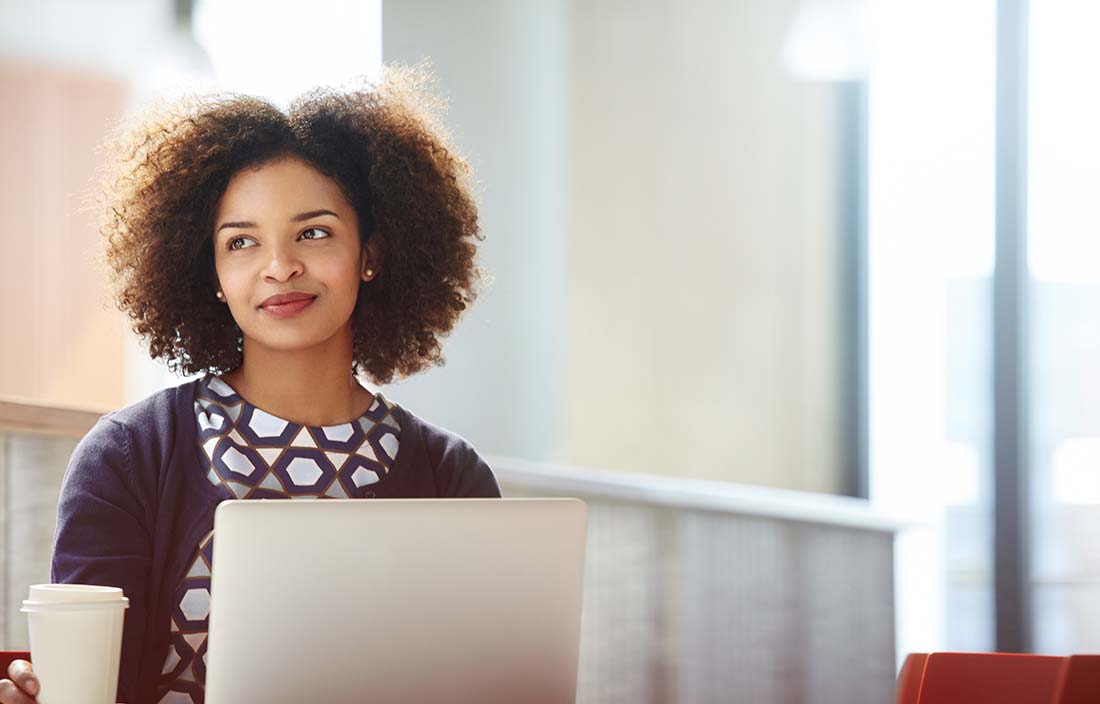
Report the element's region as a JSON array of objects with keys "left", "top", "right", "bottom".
[{"left": 155, "top": 373, "right": 401, "bottom": 704}]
